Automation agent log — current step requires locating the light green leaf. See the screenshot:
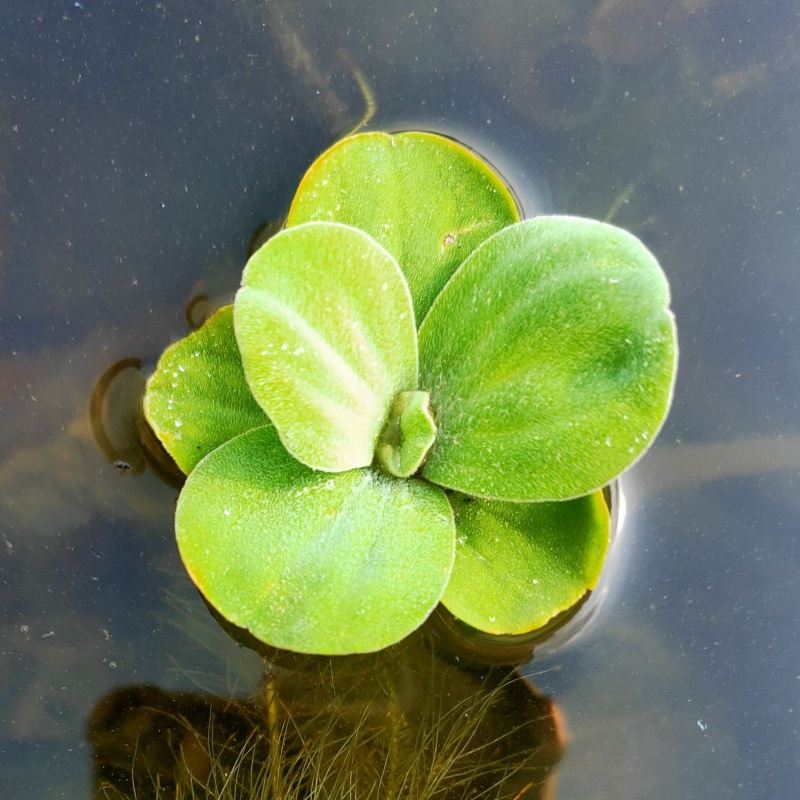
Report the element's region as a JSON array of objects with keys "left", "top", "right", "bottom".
[
  {"left": 143, "top": 305, "right": 271, "bottom": 474},
  {"left": 442, "top": 491, "right": 609, "bottom": 635},
  {"left": 286, "top": 131, "right": 519, "bottom": 320},
  {"left": 234, "top": 222, "right": 418, "bottom": 473},
  {"left": 176, "top": 426, "right": 455, "bottom": 655},
  {"left": 419, "top": 216, "right": 677, "bottom": 501}
]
